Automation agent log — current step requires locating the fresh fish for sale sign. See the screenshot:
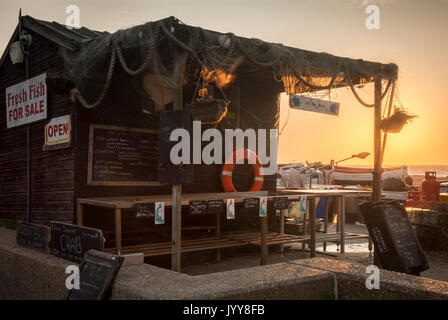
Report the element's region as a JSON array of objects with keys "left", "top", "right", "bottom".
[{"left": 5, "top": 73, "right": 47, "bottom": 128}]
